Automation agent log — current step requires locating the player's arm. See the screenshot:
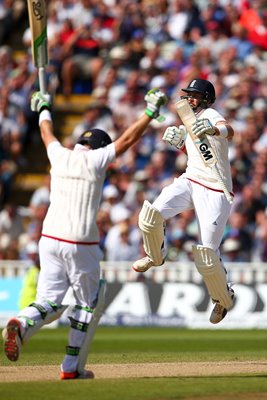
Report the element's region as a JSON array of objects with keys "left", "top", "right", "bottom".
[
  {"left": 30, "top": 91, "right": 58, "bottom": 148},
  {"left": 214, "top": 122, "right": 234, "bottom": 140},
  {"left": 114, "top": 88, "right": 167, "bottom": 156}
]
